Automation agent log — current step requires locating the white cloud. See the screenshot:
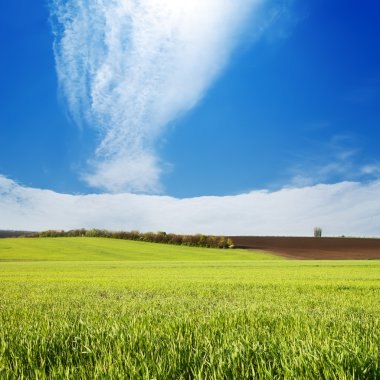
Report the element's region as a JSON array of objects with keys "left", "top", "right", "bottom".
[
  {"left": 288, "top": 134, "right": 380, "bottom": 186},
  {"left": 361, "top": 164, "right": 380, "bottom": 176},
  {"left": 1, "top": 175, "right": 380, "bottom": 237},
  {"left": 50, "top": 0, "right": 264, "bottom": 193}
]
